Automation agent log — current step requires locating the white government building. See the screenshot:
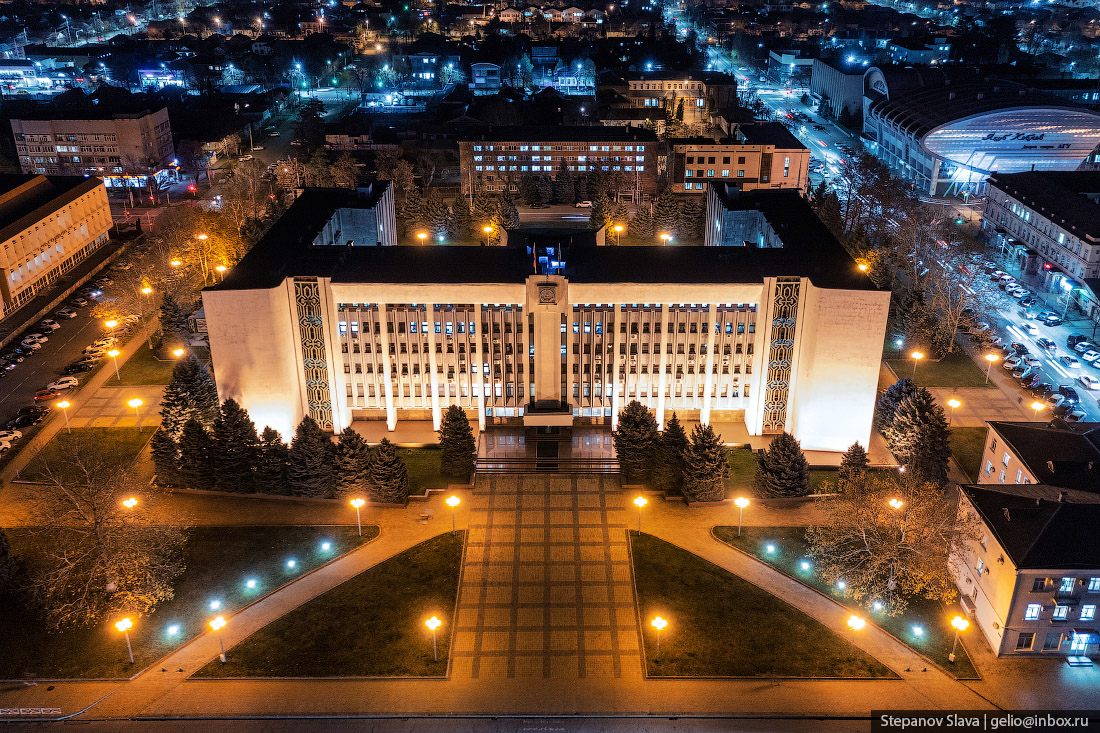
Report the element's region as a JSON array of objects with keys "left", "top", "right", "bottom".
[{"left": 202, "top": 182, "right": 889, "bottom": 453}]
